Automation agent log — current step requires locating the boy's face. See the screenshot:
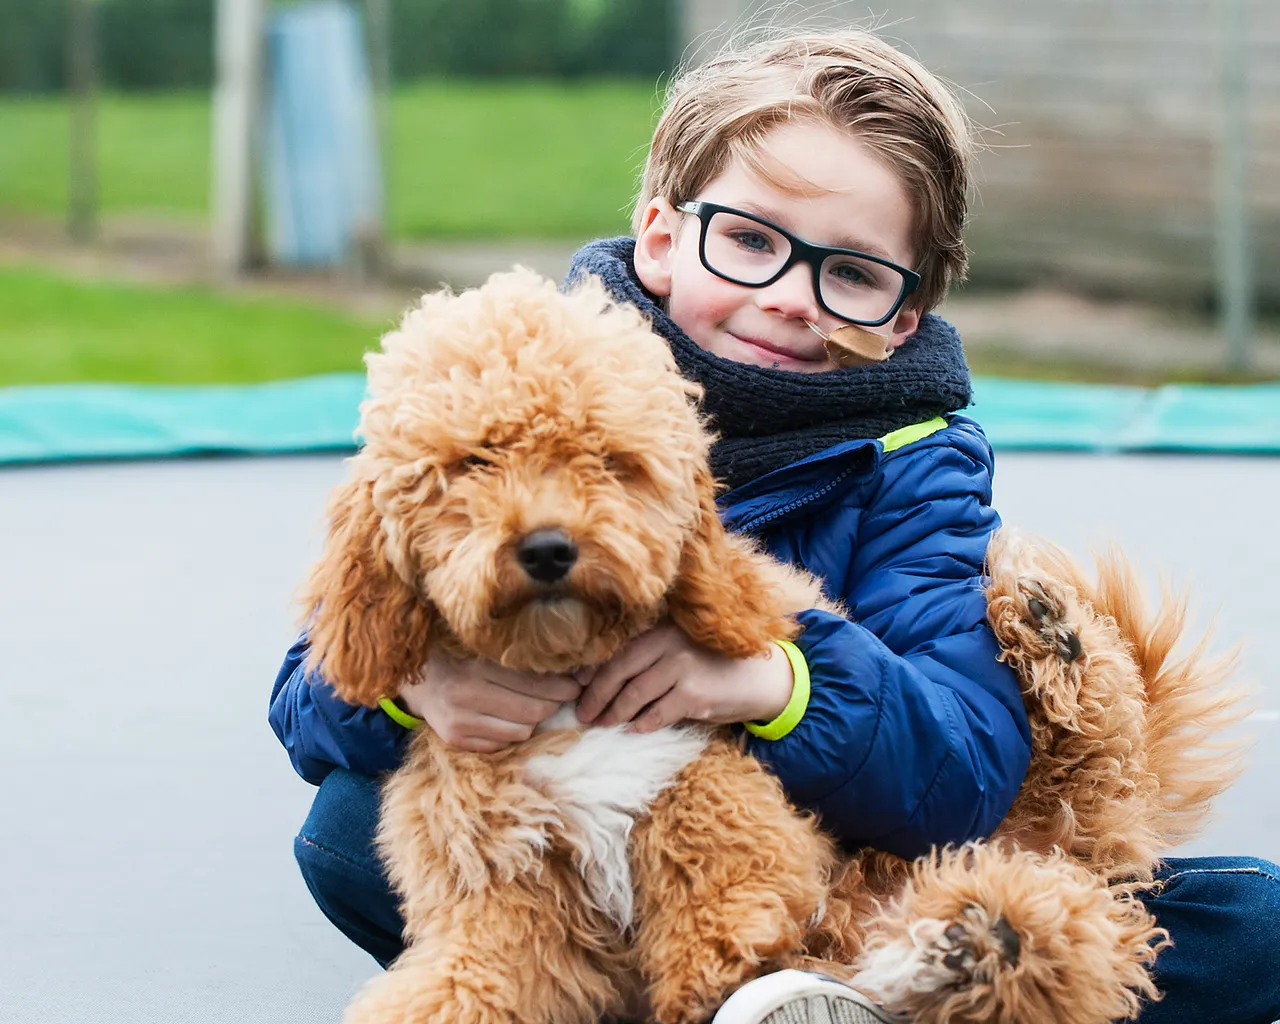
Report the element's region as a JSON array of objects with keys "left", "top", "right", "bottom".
[{"left": 635, "top": 121, "right": 921, "bottom": 373}]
